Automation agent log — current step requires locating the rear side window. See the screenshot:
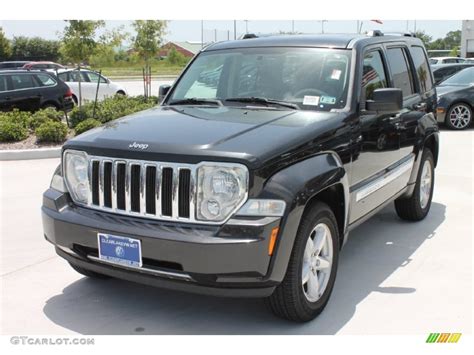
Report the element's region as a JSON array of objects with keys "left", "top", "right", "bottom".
[
  {"left": 58, "top": 72, "right": 69, "bottom": 82},
  {"left": 409, "top": 46, "right": 433, "bottom": 92},
  {"left": 0, "top": 75, "right": 7, "bottom": 92},
  {"left": 361, "top": 50, "right": 387, "bottom": 101},
  {"left": 35, "top": 73, "right": 57, "bottom": 87},
  {"left": 10, "top": 74, "right": 38, "bottom": 90},
  {"left": 386, "top": 47, "right": 414, "bottom": 97}
]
